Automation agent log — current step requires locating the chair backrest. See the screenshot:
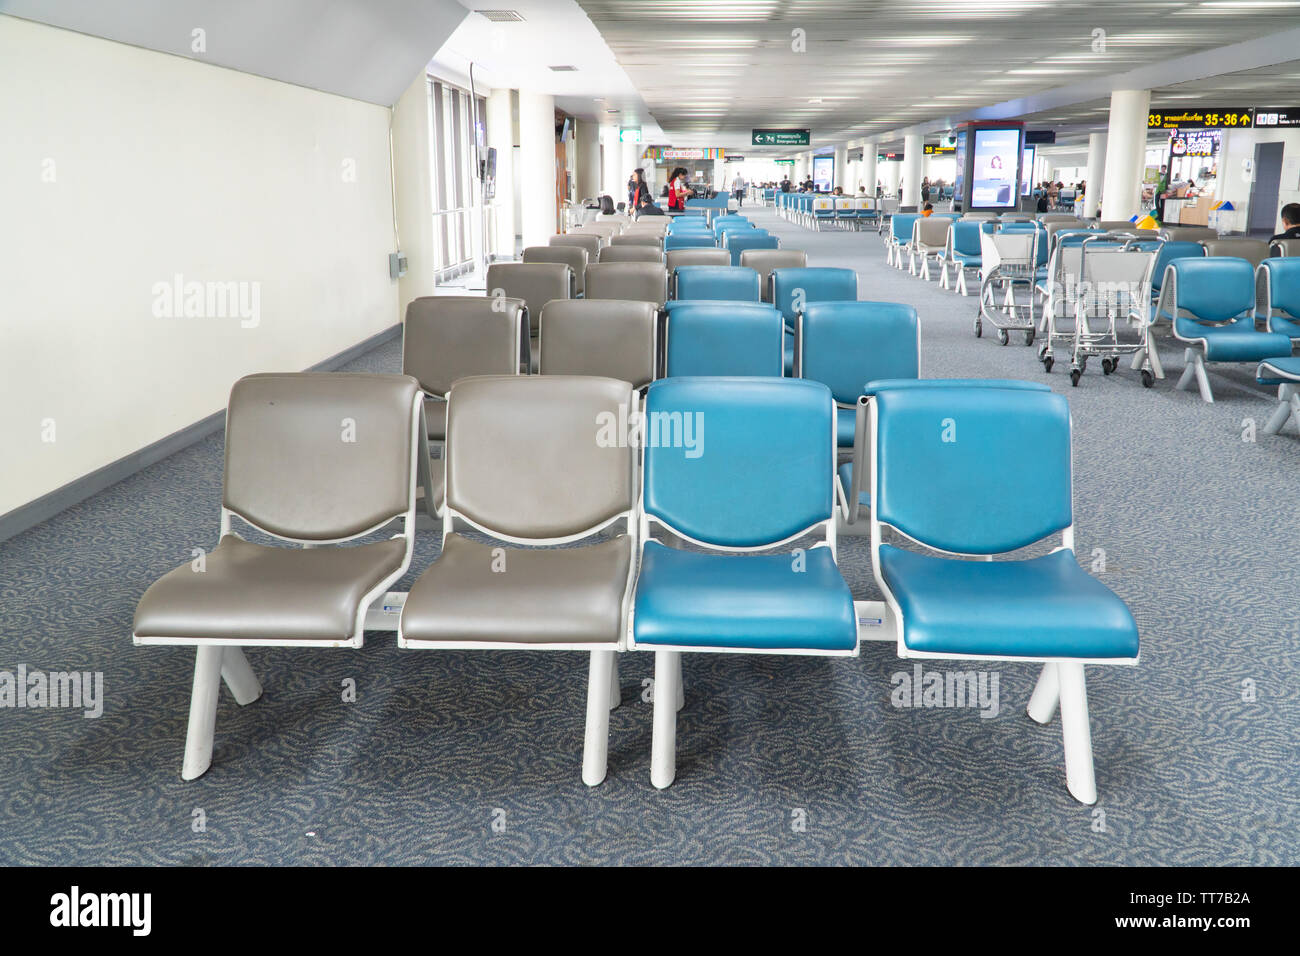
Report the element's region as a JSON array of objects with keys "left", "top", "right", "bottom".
[
  {"left": 610, "top": 233, "right": 663, "bottom": 248},
  {"left": 444, "top": 375, "right": 635, "bottom": 540},
  {"left": 224, "top": 372, "right": 420, "bottom": 541},
  {"left": 1039, "top": 214, "right": 1082, "bottom": 224},
  {"left": 916, "top": 216, "right": 949, "bottom": 248},
  {"left": 1272, "top": 238, "right": 1300, "bottom": 258},
  {"left": 402, "top": 295, "right": 526, "bottom": 399},
  {"left": 950, "top": 221, "right": 982, "bottom": 256},
  {"left": 549, "top": 233, "right": 602, "bottom": 259},
  {"left": 665, "top": 303, "right": 784, "bottom": 377},
  {"left": 665, "top": 233, "right": 718, "bottom": 251},
  {"left": 1160, "top": 226, "right": 1218, "bottom": 243},
  {"left": 891, "top": 213, "right": 920, "bottom": 242},
  {"left": 960, "top": 212, "right": 998, "bottom": 221},
  {"left": 1167, "top": 257, "right": 1255, "bottom": 323},
  {"left": 584, "top": 262, "right": 668, "bottom": 307},
  {"left": 771, "top": 267, "right": 858, "bottom": 324},
  {"left": 740, "top": 249, "right": 808, "bottom": 302},
  {"left": 599, "top": 245, "right": 665, "bottom": 264},
  {"left": 485, "top": 262, "right": 572, "bottom": 333},
  {"left": 538, "top": 299, "right": 656, "bottom": 390},
  {"left": 1200, "top": 238, "right": 1271, "bottom": 269},
  {"left": 666, "top": 248, "right": 731, "bottom": 271},
  {"left": 872, "top": 386, "right": 1073, "bottom": 556},
  {"left": 1096, "top": 220, "right": 1138, "bottom": 231},
  {"left": 673, "top": 265, "right": 760, "bottom": 302},
  {"left": 642, "top": 377, "right": 834, "bottom": 547},
  {"left": 1258, "top": 257, "right": 1300, "bottom": 317},
  {"left": 1149, "top": 240, "right": 1205, "bottom": 292},
  {"left": 581, "top": 223, "right": 621, "bottom": 241},
  {"left": 523, "top": 245, "right": 589, "bottom": 295},
  {"left": 799, "top": 302, "right": 919, "bottom": 405},
  {"left": 723, "top": 231, "right": 779, "bottom": 265}
]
